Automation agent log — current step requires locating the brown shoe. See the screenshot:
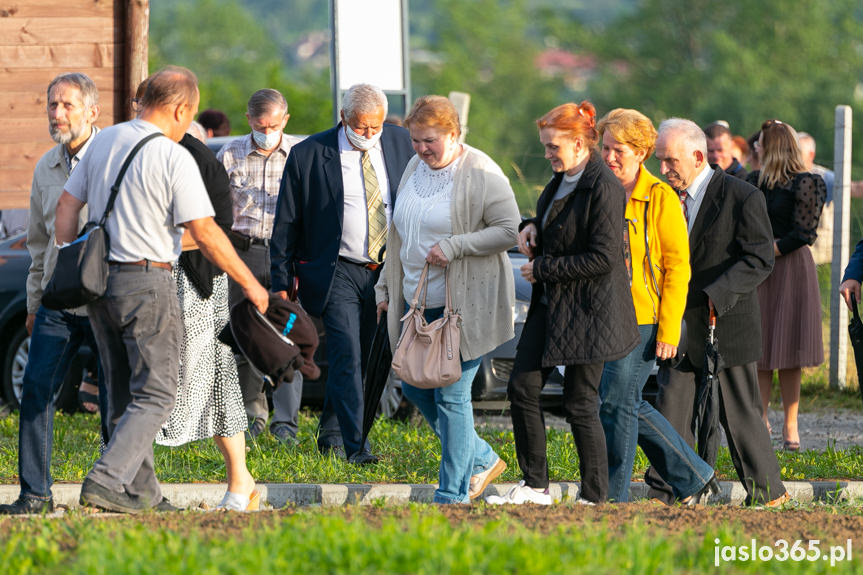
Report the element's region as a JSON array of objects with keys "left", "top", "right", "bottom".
[
  {"left": 762, "top": 492, "right": 792, "bottom": 508},
  {"left": 469, "top": 457, "right": 507, "bottom": 500}
]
